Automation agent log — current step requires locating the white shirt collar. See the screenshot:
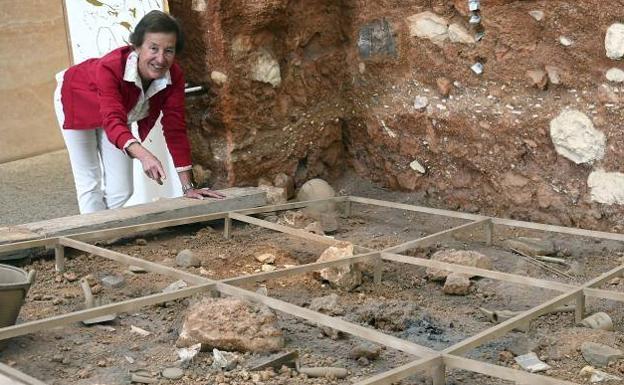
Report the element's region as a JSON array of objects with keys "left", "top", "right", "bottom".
[{"left": 123, "top": 50, "right": 172, "bottom": 97}]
